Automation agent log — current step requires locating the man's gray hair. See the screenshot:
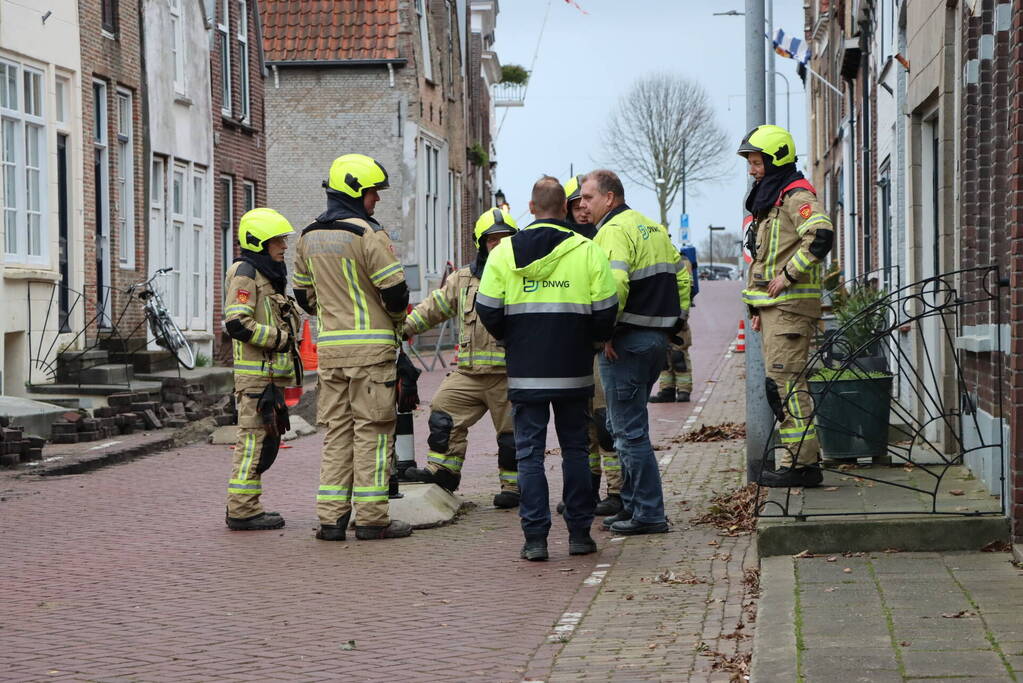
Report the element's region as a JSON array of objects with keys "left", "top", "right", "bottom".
[{"left": 584, "top": 169, "right": 625, "bottom": 200}]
